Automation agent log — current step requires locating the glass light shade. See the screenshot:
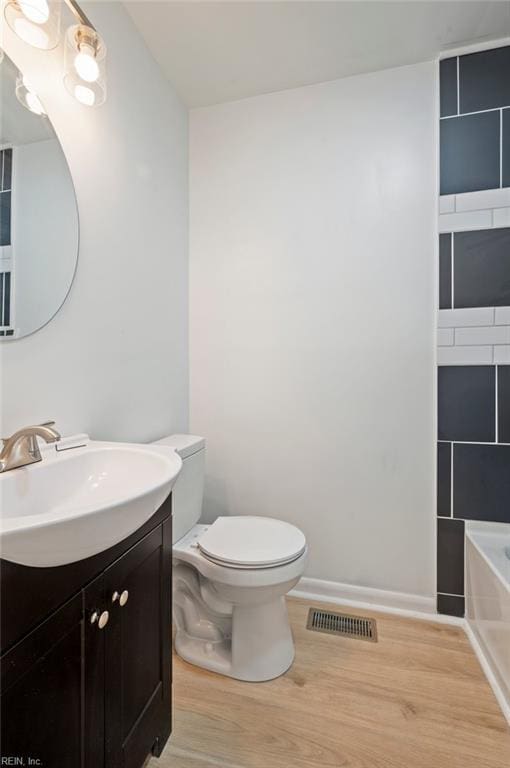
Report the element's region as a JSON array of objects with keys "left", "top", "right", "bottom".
[
  {"left": 63, "top": 24, "right": 106, "bottom": 107},
  {"left": 4, "top": 0, "right": 61, "bottom": 50},
  {"left": 15, "top": 72, "right": 47, "bottom": 115},
  {"left": 0, "top": 8, "right": 4, "bottom": 62}
]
